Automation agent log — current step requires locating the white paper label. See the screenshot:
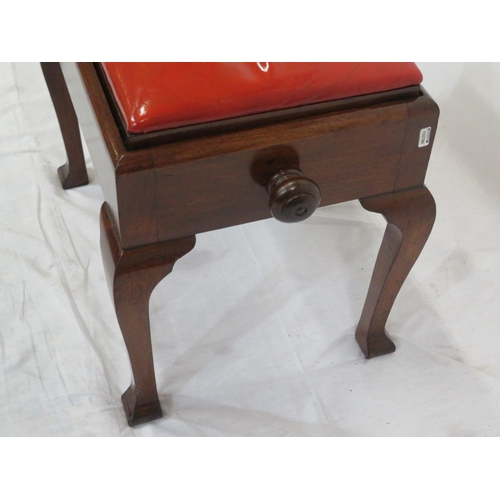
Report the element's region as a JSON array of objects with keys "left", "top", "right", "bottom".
[{"left": 418, "top": 127, "right": 431, "bottom": 147}]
